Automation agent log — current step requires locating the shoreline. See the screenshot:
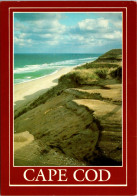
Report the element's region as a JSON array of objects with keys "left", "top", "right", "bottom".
[
  {"left": 14, "top": 62, "right": 87, "bottom": 86},
  {"left": 14, "top": 59, "right": 96, "bottom": 109},
  {"left": 14, "top": 67, "right": 72, "bottom": 86},
  {"left": 14, "top": 69, "right": 59, "bottom": 86},
  {"left": 14, "top": 66, "right": 74, "bottom": 105}
]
